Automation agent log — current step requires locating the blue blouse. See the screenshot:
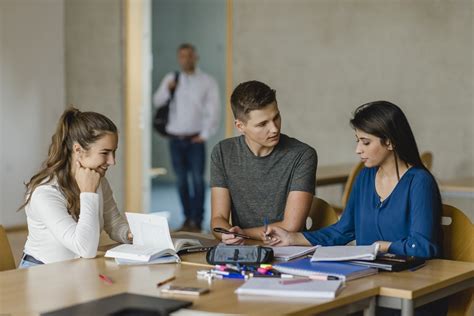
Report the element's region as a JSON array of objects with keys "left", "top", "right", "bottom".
[{"left": 303, "top": 167, "right": 441, "bottom": 258}]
